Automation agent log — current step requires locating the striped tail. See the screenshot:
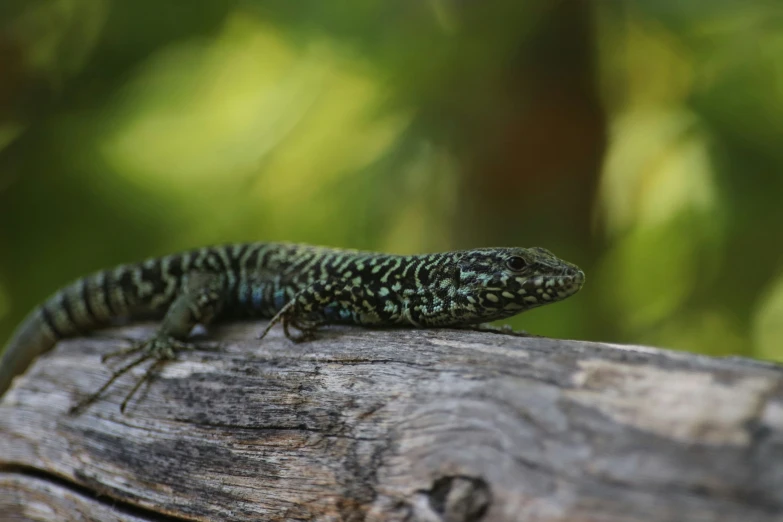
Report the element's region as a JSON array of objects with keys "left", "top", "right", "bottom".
[
  {"left": 0, "top": 271, "right": 119, "bottom": 397},
  {"left": 0, "top": 307, "right": 62, "bottom": 396}
]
